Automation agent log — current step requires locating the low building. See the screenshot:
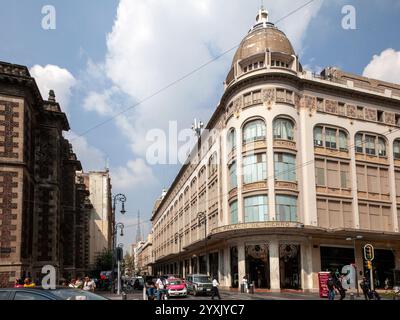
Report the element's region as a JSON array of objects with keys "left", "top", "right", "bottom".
[
  {"left": 150, "top": 8, "right": 400, "bottom": 292},
  {"left": 137, "top": 233, "right": 153, "bottom": 276}
]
